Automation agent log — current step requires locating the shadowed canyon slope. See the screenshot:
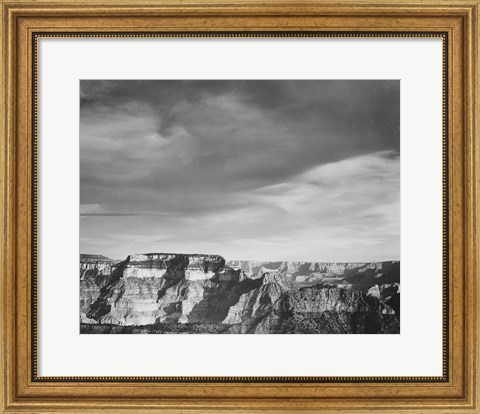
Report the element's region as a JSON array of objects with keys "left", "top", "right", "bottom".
[{"left": 80, "top": 253, "right": 400, "bottom": 334}]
